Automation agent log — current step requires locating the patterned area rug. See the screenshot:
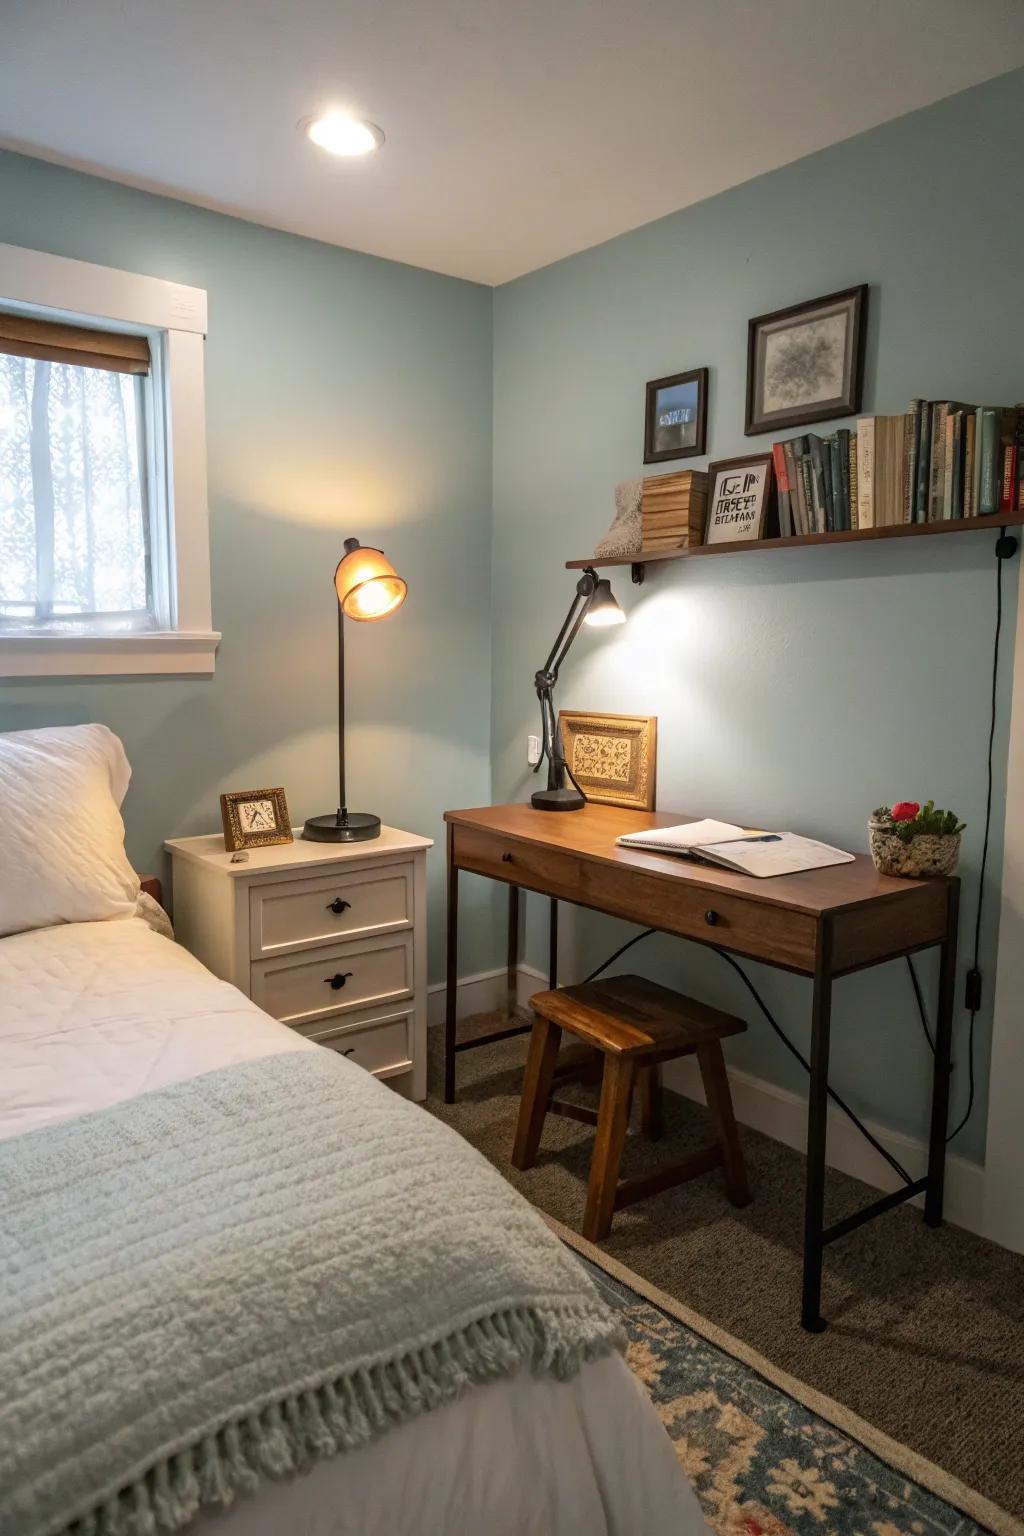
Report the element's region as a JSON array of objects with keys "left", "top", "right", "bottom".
[{"left": 550, "top": 1219, "right": 1018, "bottom": 1536}]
